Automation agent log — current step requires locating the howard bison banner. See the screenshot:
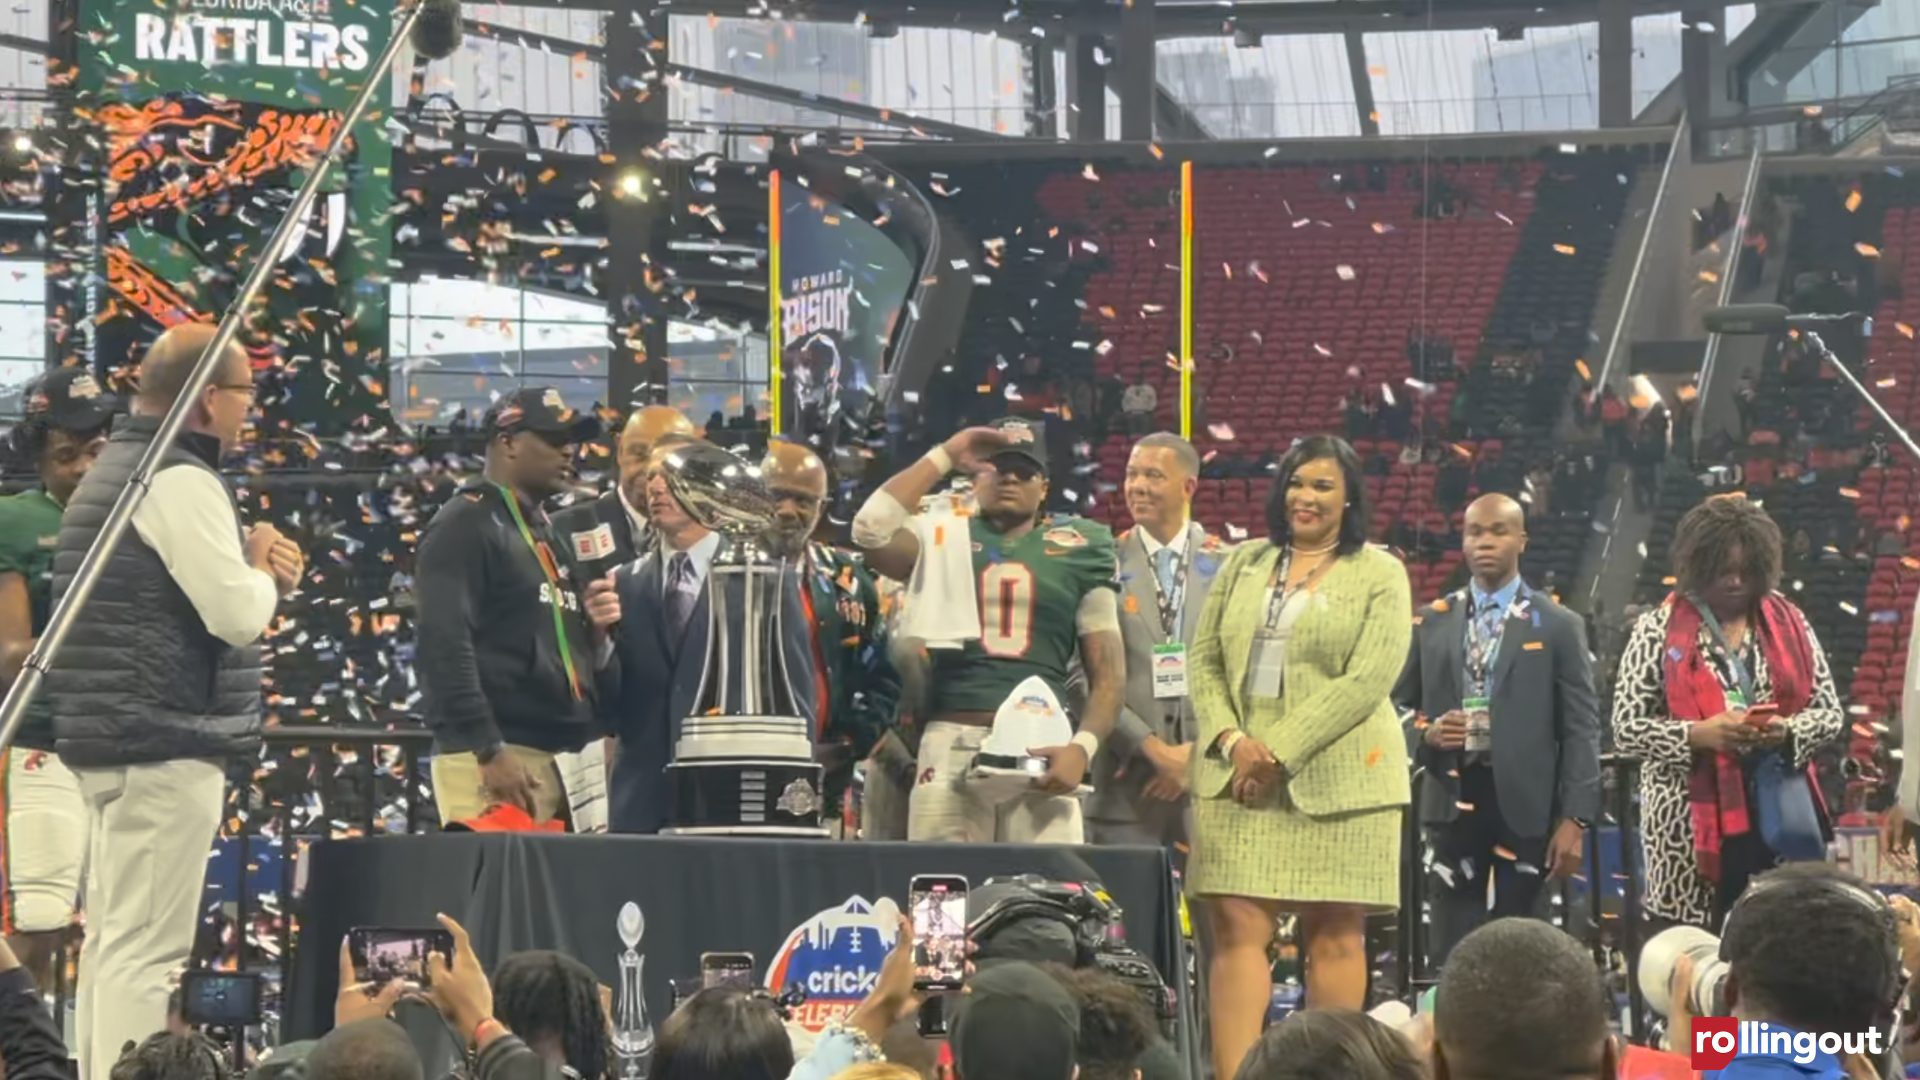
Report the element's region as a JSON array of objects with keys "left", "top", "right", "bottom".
[
  {"left": 285, "top": 834, "right": 1189, "bottom": 1050},
  {"left": 776, "top": 190, "right": 914, "bottom": 453},
  {"left": 64, "top": 0, "right": 394, "bottom": 432}
]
